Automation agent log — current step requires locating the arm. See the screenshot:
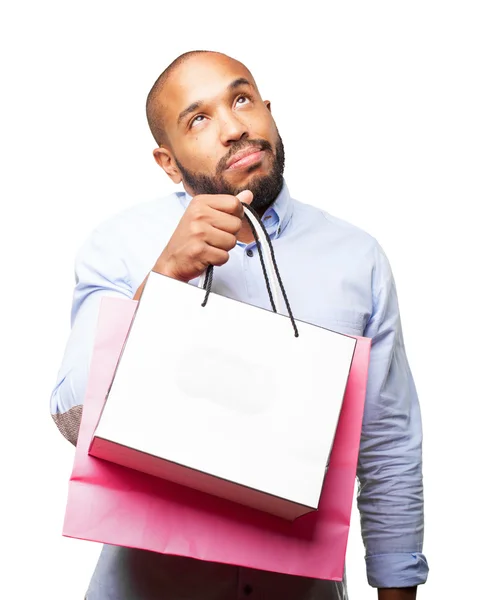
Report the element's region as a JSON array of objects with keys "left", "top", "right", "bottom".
[
  {"left": 49, "top": 228, "right": 132, "bottom": 444},
  {"left": 357, "top": 242, "right": 428, "bottom": 595},
  {"left": 50, "top": 191, "right": 251, "bottom": 443}
]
